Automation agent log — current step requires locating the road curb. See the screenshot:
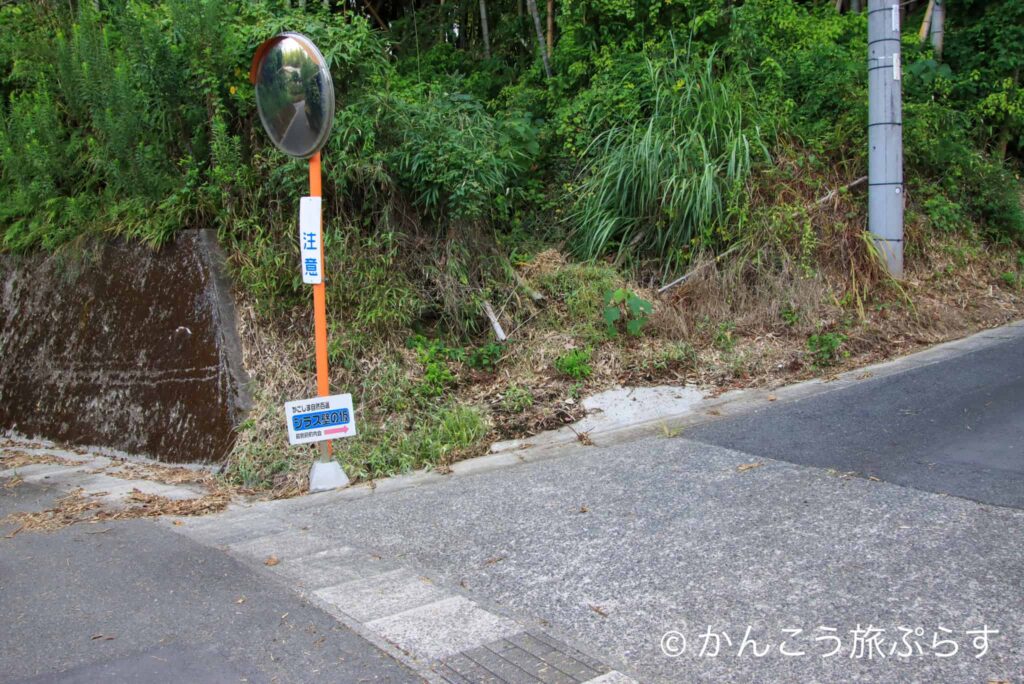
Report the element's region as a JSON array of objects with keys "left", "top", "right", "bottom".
[{"left": 262, "top": 319, "right": 1024, "bottom": 515}]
